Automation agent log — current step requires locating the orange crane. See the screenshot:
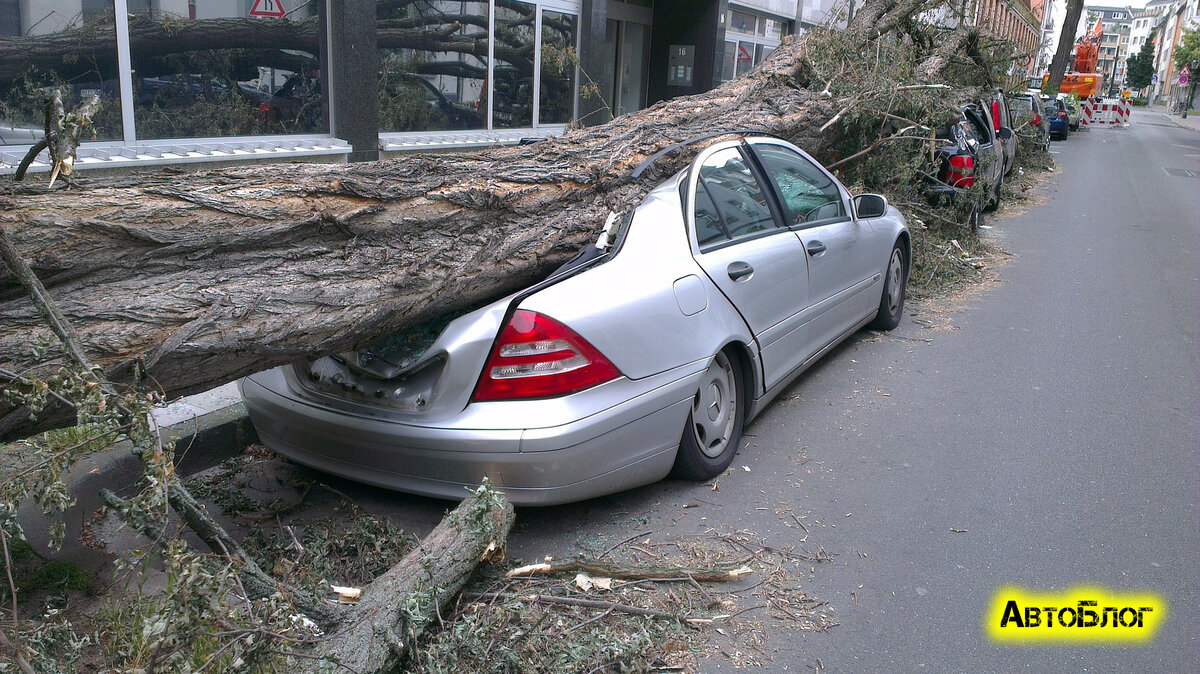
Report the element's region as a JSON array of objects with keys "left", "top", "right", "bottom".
[{"left": 1042, "top": 18, "right": 1106, "bottom": 97}]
